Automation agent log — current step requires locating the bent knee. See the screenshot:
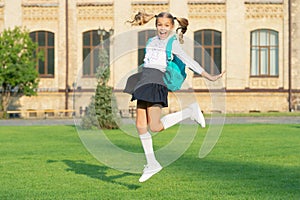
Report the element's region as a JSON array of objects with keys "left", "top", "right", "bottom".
[{"left": 148, "top": 122, "right": 163, "bottom": 133}]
